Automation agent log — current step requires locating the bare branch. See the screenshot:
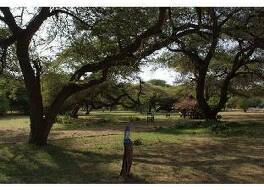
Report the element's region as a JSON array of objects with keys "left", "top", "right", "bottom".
[
  {"left": 0, "top": 35, "right": 16, "bottom": 48},
  {"left": 49, "top": 8, "right": 93, "bottom": 30},
  {"left": 0, "top": 7, "right": 21, "bottom": 33},
  {"left": 218, "top": 8, "right": 241, "bottom": 28},
  {"left": 25, "top": 8, "right": 51, "bottom": 39}
]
